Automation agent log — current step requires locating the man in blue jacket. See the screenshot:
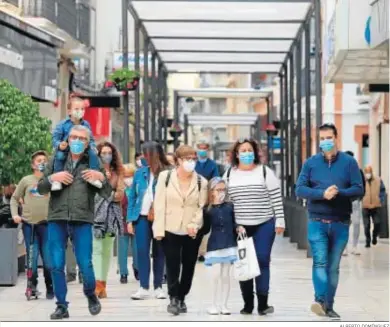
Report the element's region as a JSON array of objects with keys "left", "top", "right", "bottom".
[{"left": 295, "top": 123, "right": 364, "bottom": 320}]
